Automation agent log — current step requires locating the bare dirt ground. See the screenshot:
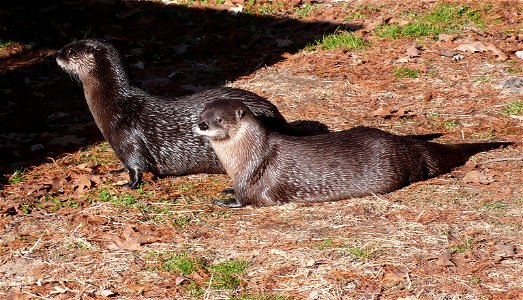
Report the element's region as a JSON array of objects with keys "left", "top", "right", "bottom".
[{"left": 1, "top": 0, "right": 522, "bottom": 299}]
